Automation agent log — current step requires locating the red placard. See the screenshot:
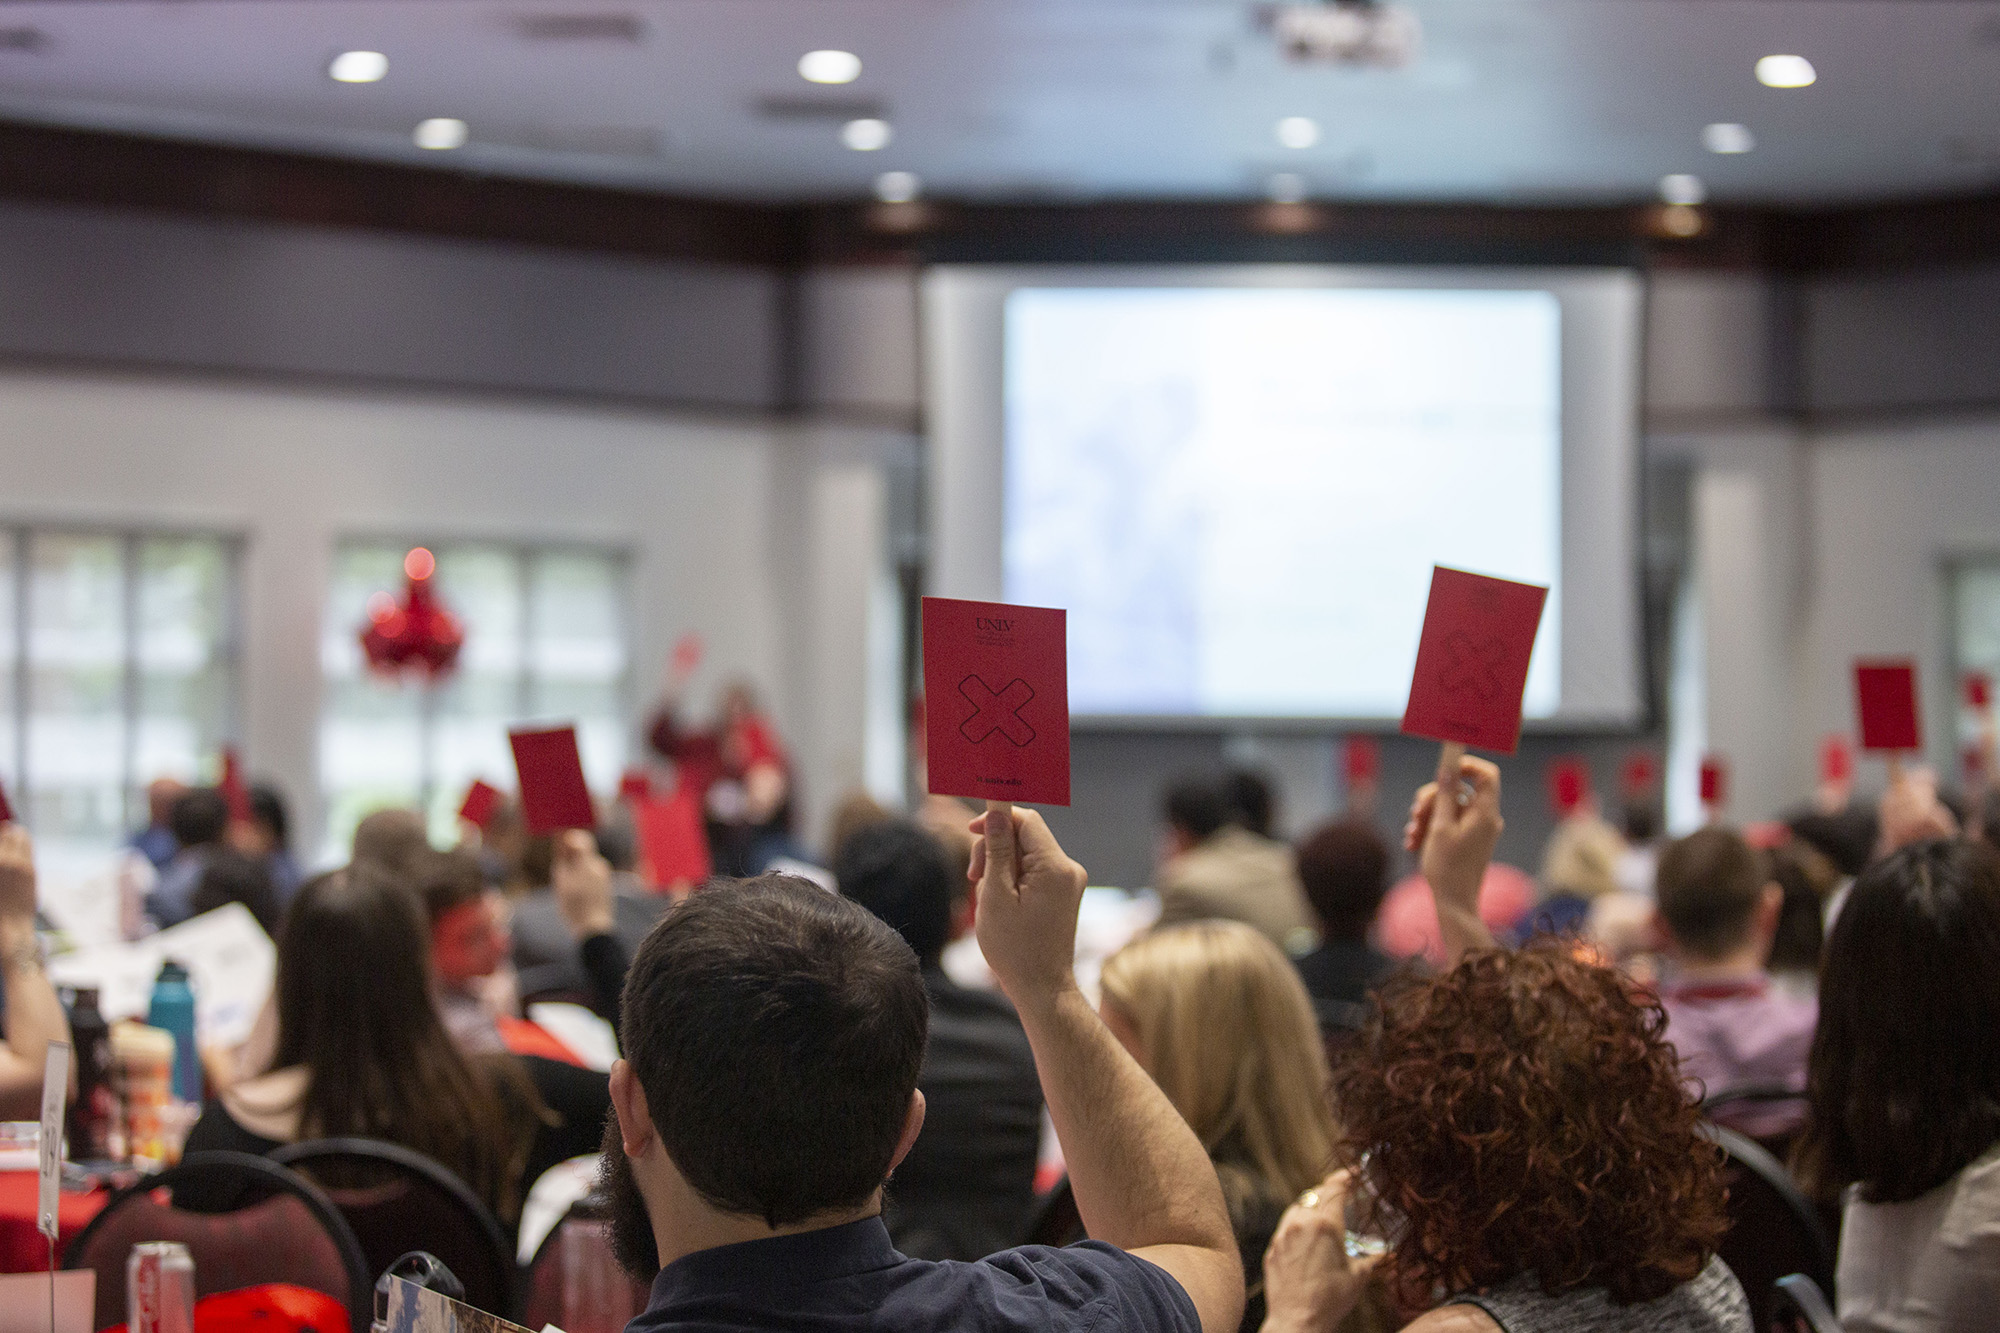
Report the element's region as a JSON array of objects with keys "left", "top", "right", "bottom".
[
  {"left": 921, "top": 597, "right": 1070, "bottom": 806},
  {"left": 0, "top": 773, "right": 13, "bottom": 824},
  {"left": 1818, "top": 734, "right": 1854, "bottom": 785},
  {"left": 618, "top": 770, "right": 652, "bottom": 804},
  {"left": 1400, "top": 567, "right": 1549, "bottom": 755},
  {"left": 1699, "top": 755, "right": 1728, "bottom": 808},
  {"left": 1618, "top": 750, "right": 1658, "bottom": 801},
  {"left": 636, "top": 787, "right": 711, "bottom": 890},
  {"left": 1342, "top": 735, "right": 1381, "bottom": 787},
  {"left": 1855, "top": 661, "right": 1922, "bottom": 752},
  {"left": 1965, "top": 672, "right": 1992, "bottom": 710},
  {"left": 457, "top": 779, "right": 502, "bottom": 832},
  {"left": 218, "top": 747, "right": 253, "bottom": 824},
  {"left": 509, "top": 726, "right": 597, "bottom": 834},
  {"left": 1546, "top": 756, "right": 1592, "bottom": 818}
]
